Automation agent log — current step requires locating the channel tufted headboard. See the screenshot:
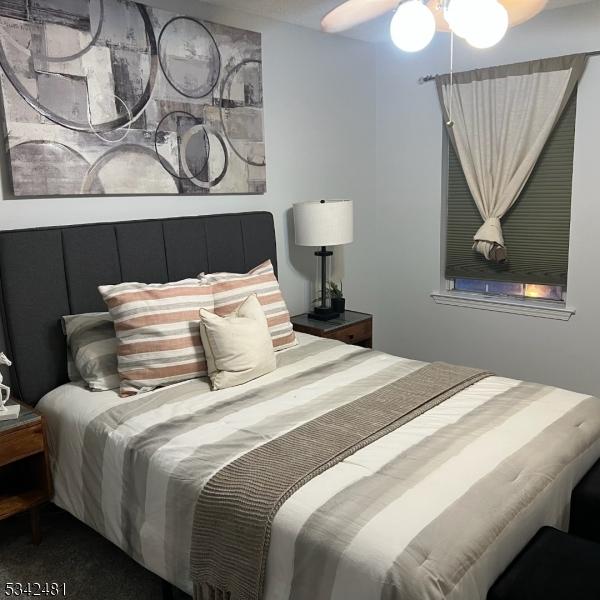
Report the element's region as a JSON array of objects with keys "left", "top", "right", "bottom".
[{"left": 0, "top": 212, "right": 277, "bottom": 406}]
